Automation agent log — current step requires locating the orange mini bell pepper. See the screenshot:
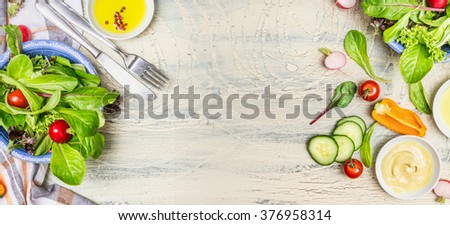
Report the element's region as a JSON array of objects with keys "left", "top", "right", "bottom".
[
  {"left": 0, "top": 182, "right": 5, "bottom": 198},
  {"left": 372, "top": 98, "right": 427, "bottom": 137}
]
